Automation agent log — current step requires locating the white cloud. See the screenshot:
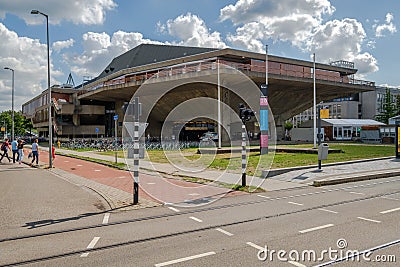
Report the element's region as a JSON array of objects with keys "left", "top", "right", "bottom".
[
  {"left": 374, "top": 13, "right": 397, "bottom": 37},
  {"left": 160, "top": 13, "right": 227, "bottom": 48},
  {"left": 0, "top": 23, "right": 62, "bottom": 111},
  {"left": 221, "top": 0, "right": 334, "bottom": 52},
  {"left": 309, "top": 19, "right": 378, "bottom": 74},
  {"left": 53, "top": 38, "right": 74, "bottom": 52},
  {"left": 220, "top": 0, "right": 378, "bottom": 75},
  {"left": 64, "top": 31, "right": 163, "bottom": 78},
  {"left": 220, "top": 0, "right": 335, "bottom": 24},
  {"left": 0, "top": 0, "right": 117, "bottom": 25}
]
